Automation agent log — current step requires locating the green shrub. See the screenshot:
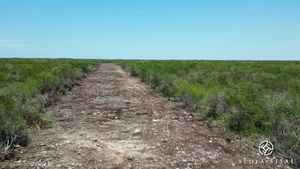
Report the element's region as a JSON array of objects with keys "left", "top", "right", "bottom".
[
  {"left": 0, "top": 58, "right": 99, "bottom": 150},
  {"left": 117, "top": 60, "right": 300, "bottom": 167}
]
